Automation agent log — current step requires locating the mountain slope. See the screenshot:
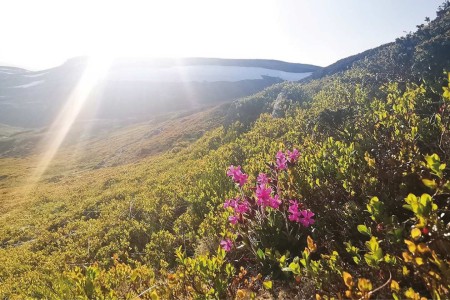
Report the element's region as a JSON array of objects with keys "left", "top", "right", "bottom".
[
  {"left": 225, "top": 5, "right": 450, "bottom": 128},
  {"left": 0, "top": 4, "right": 449, "bottom": 299}
]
